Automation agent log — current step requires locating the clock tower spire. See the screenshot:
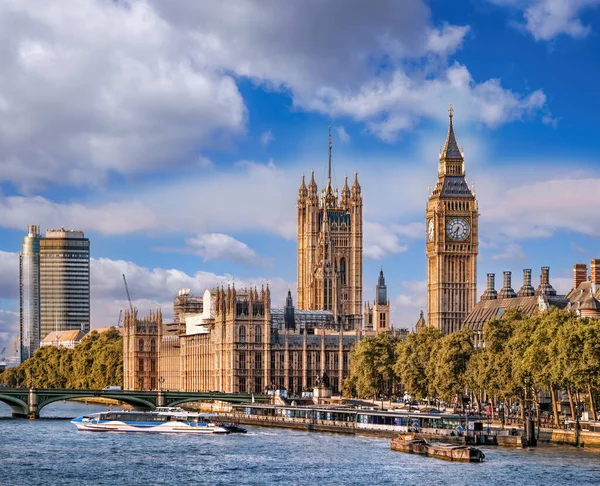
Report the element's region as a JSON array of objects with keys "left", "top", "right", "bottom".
[{"left": 425, "top": 105, "right": 479, "bottom": 334}]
